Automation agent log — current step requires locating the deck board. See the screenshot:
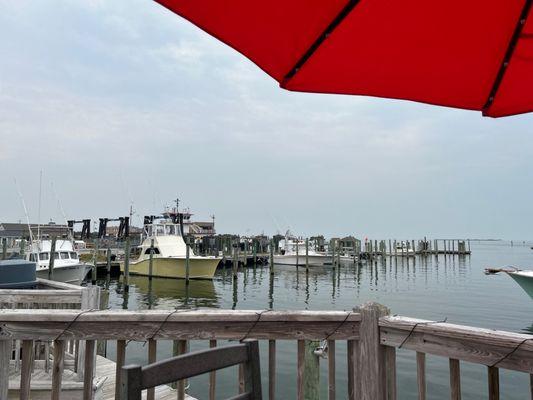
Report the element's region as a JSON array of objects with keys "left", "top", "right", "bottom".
[
  {"left": 8, "top": 354, "right": 195, "bottom": 400},
  {"left": 96, "top": 355, "right": 196, "bottom": 400}
]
